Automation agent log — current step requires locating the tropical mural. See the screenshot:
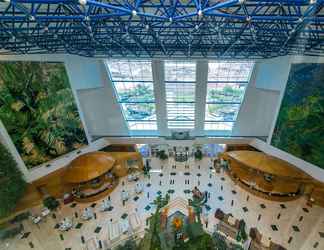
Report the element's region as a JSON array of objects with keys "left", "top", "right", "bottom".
[
  {"left": 0, "top": 62, "right": 87, "bottom": 169},
  {"left": 271, "top": 63, "right": 324, "bottom": 169}
]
